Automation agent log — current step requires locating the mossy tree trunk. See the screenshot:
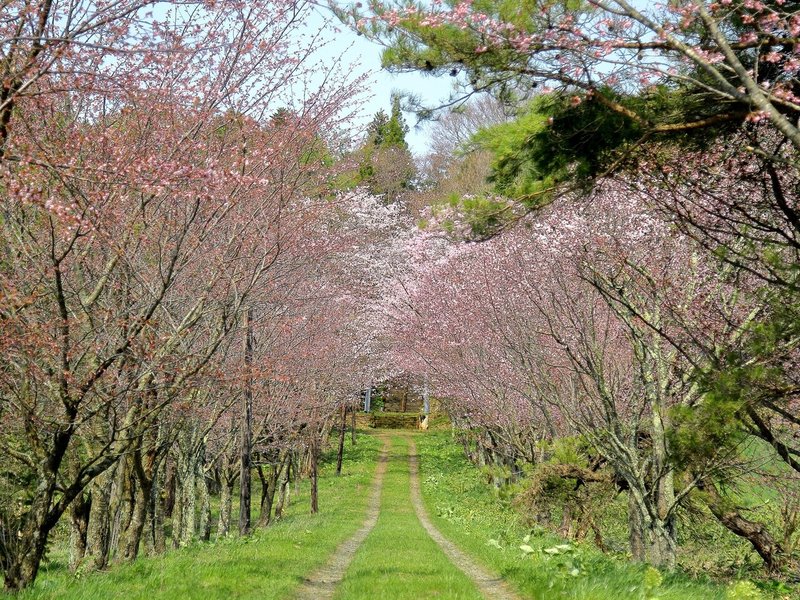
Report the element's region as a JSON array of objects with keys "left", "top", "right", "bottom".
[
  {"left": 68, "top": 491, "right": 91, "bottom": 571},
  {"left": 274, "top": 454, "right": 293, "bottom": 520}
]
